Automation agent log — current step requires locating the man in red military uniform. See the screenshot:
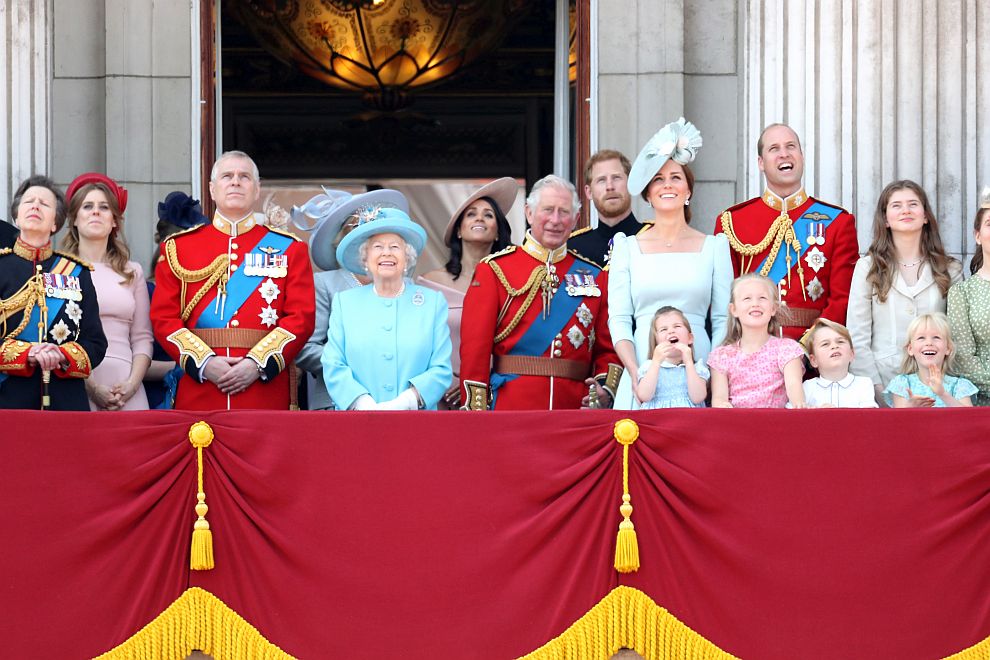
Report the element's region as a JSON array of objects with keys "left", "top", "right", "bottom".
[
  {"left": 151, "top": 151, "right": 315, "bottom": 410},
  {"left": 460, "top": 174, "right": 622, "bottom": 410},
  {"left": 715, "top": 123, "right": 859, "bottom": 341}
]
